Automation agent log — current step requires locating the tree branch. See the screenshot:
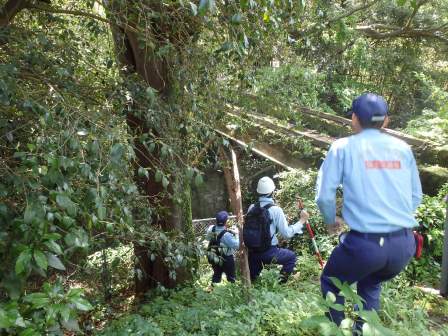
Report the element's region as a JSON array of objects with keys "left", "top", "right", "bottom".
[
  {"left": 27, "top": 2, "right": 139, "bottom": 34},
  {"left": 356, "top": 24, "right": 448, "bottom": 44},
  {"left": 404, "top": 0, "right": 430, "bottom": 29},
  {"left": 328, "top": 0, "right": 381, "bottom": 25},
  {"left": 290, "top": 0, "right": 380, "bottom": 38},
  {"left": 0, "top": 0, "right": 28, "bottom": 27}
]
